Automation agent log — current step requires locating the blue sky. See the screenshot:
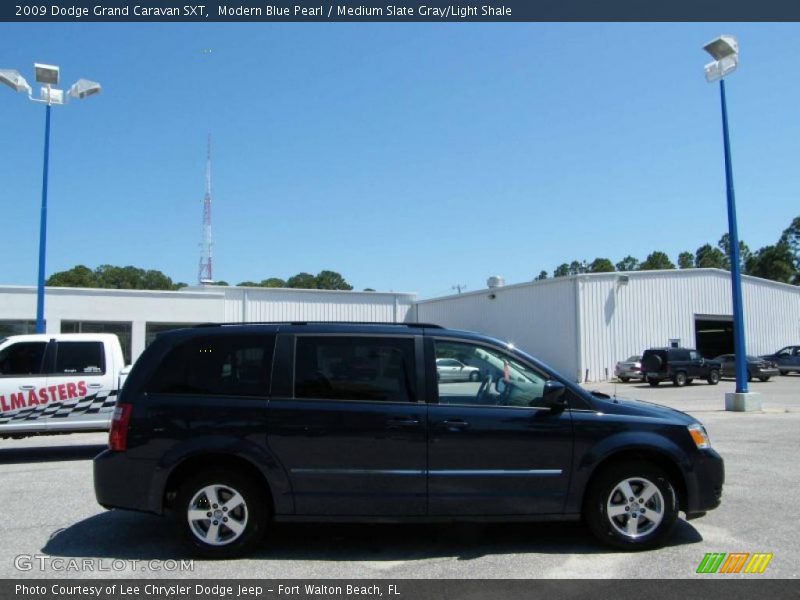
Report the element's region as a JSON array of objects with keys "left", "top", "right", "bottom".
[{"left": 1, "top": 23, "right": 798, "bottom": 298}]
